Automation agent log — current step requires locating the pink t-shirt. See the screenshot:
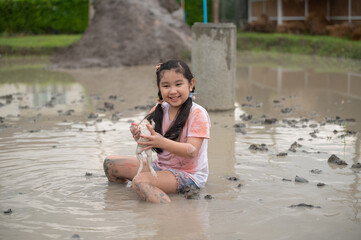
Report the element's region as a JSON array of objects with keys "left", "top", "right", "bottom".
[{"left": 155, "top": 102, "right": 211, "bottom": 188}]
